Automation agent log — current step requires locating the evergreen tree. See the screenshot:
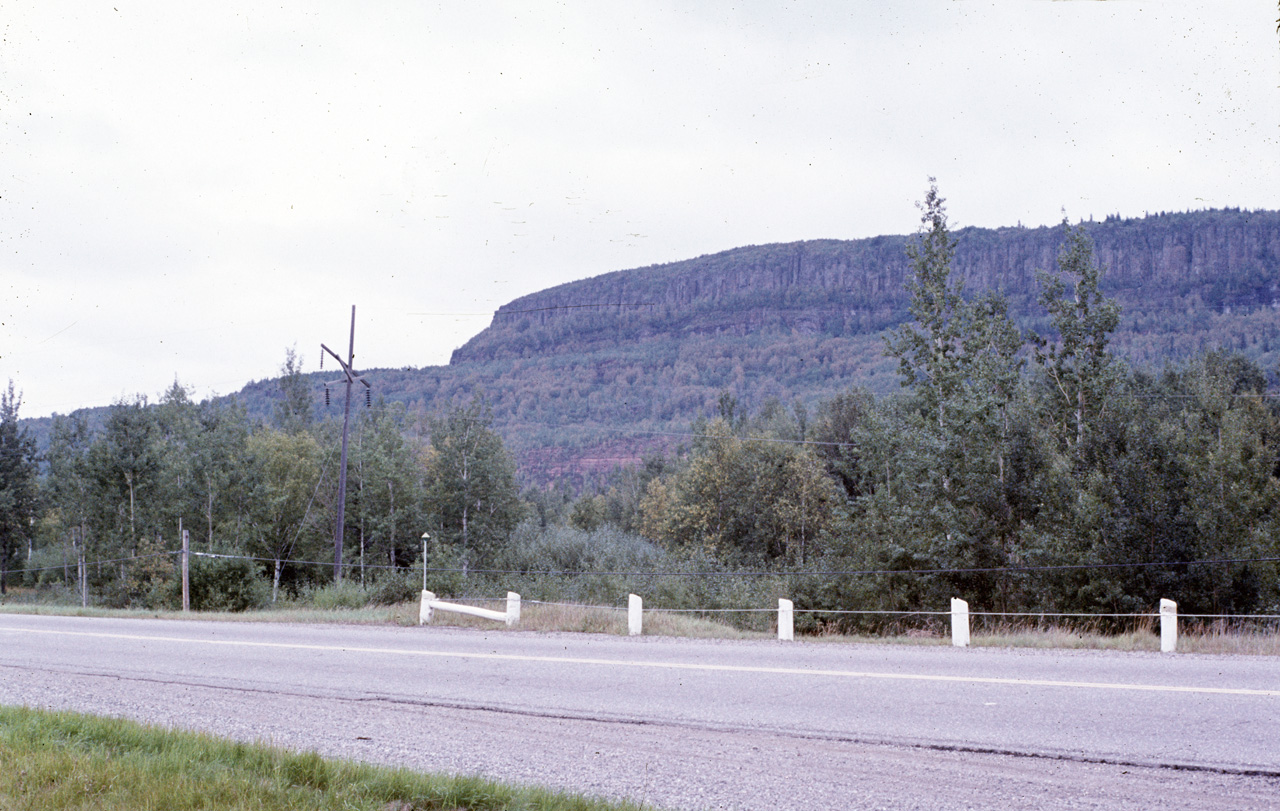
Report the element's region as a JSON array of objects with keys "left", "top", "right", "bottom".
[
  {"left": 810, "top": 387, "right": 875, "bottom": 501},
  {"left": 885, "top": 180, "right": 968, "bottom": 433},
  {"left": 1033, "top": 221, "right": 1123, "bottom": 453},
  {"left": 154, "top": 381, "right": 200, "bottom": 541},
  {"left": 878, "top": 183, "right": 1031, "bottom": 607},
  {"left": 0, "top": 382, "right": 39, "bottom": 593},
  {"left": 89, "top": 395, "right": 160, "bottom": 556},
  {"left": 44, "top": 413, "right": 94, "bottom": 602}
]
